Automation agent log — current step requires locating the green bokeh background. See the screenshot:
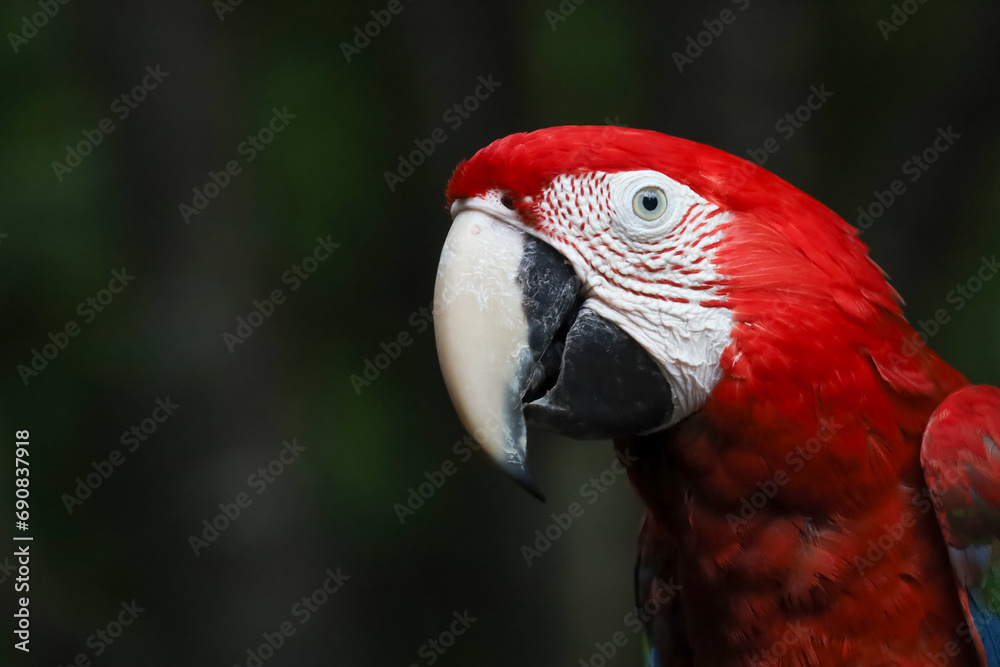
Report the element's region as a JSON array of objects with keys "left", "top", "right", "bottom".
[{"left": 2, "top": 1, "right": 999, "bottom": 665}]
